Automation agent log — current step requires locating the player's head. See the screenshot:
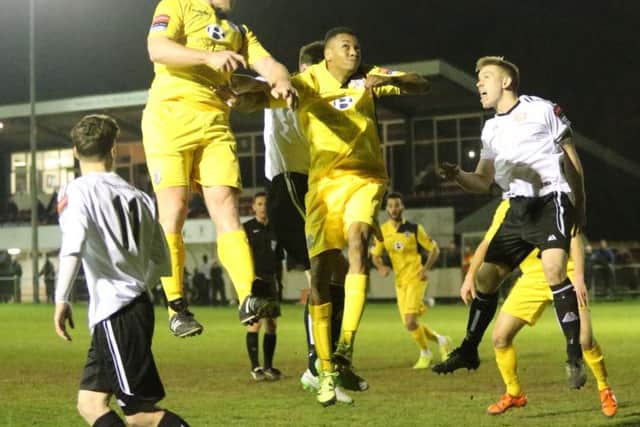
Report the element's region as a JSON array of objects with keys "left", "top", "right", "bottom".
[
  {"left": 386, "top": 192, "right": 404, "bottom": 221},
  {"left": 70, "top": 114, "right": 119, "bottom": 166},
  {"left": 298, "top": 40, "right": 324, "bottom": 72},
  {"left": 252, "top": 191, "right": 267, "bottom": 222},
  {"left": 324, "top": 27, "right": 361, "bottom": 75},
  {"left": 475, "top": 56, "right": 519, "bottom": 109},
  {"left": 210, "top": 0, "right": 235, "bottom": 13}
]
